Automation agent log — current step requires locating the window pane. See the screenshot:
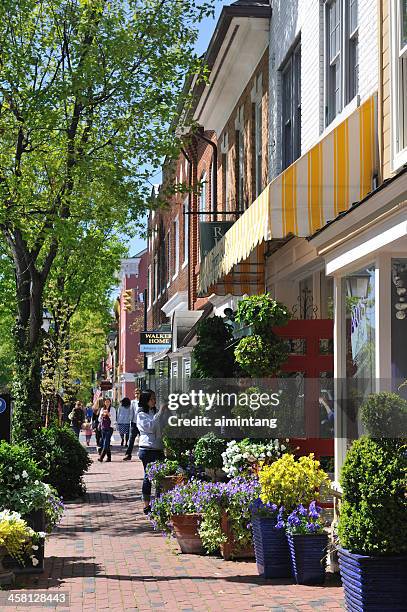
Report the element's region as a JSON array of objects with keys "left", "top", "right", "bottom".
[
  {"left": 183, "top": 199, "right": 189, "bottom": 263},
  {"left": 282, "top": 65, "right": 292, "bottom": 169},
  {"left": 294, "top": 47, "right": 301, "bottom": 160},
  {"left": 329, "top": 0, "right": 341, "bottom": 61},
  {"left": 350, "top": 0, "right": 358, "bottom": 34},
  {"left": 348, "top": 34, "right": 359, "bottom": 100},
  {"left": 255, "top": 101, "right": 262, "bottom": 196},
  {"left": 402, "top": 0, "right": 407, "bottom": 49}
]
